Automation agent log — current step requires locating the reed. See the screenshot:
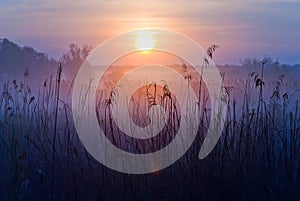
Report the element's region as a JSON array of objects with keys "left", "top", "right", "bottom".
[{"left": 0, "top": 57, "right": 299, "bottom": 200}]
